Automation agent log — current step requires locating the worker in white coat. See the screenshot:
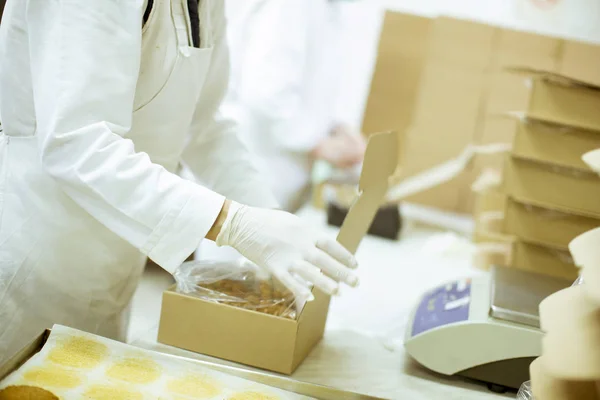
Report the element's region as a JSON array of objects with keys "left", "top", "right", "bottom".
[
  {"left": 222, "top": 0, "right": 366, "bottom": 213},
  {"left": 0, "top": 0, "right": 359, "bottom": 362}
]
